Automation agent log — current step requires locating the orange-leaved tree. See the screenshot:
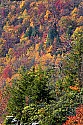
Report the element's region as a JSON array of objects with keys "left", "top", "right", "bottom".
[{"left": 63, "top": 105, "right": 83, "bottom": 125}]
